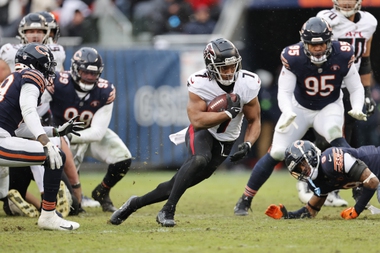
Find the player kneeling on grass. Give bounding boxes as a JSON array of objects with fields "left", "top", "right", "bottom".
[{"left": 265, "top": 140, "right": 380, "bottom": 220}]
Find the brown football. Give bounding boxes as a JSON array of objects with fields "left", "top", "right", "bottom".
[{"left": 206, "top": 93, "right": 237, "bottom": 112}]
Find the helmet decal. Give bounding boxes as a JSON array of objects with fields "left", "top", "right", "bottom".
[{"left": 204, "top": 43, "right": 216, "bottom": 62}]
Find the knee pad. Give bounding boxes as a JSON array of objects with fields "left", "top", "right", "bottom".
[
  {"left": 269, "top": 146, "right": 286, "bottom": 161},
  {"left": 324, "top": 126, "right": 343, "bottom": 143},
  {"left": 192, "top": 155, "right": 209, "bottom": 168},
  {"left": 0, "top": 166, "right": 9, "bottom": 179}
]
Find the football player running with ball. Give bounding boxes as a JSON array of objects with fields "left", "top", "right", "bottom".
[
  {"left": 265, "top": 140, "right": 380, "bottom": 220},
  {"left": 233, "top": 17, "right": 367, "bottom": 216},
  {"left": 297, "top": 0, "right": 378, "bottom": 207},
  {"left": 109, "top": 38, "right": 262, "bottom": 227}
]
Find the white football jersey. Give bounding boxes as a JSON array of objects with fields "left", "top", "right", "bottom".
[
  {"left": 187, "top": 69, "right": 261, "bottom": 142},
  {"left": 0, "top": 43, "right": 66, "bottom": 72},
  {"left": 317, "top": 9, "right": 377, "bottom": 70}
]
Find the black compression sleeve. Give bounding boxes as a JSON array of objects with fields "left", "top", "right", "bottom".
[
  {"left": 286, "top": 206, "right": 312, "bottom": 219},
  {"left": 359, "top": 56, "right": 372, "bottom": 75}
]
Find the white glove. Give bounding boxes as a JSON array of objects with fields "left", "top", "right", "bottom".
[
  {"left": 348, "top": 109, "right": 367, "bottom": 121},
  {"left": 276, "top": 111, "right": 297, "bottom": 132},
  {"left": 43, "top": 142, "right": 63, "bottom": 170}
]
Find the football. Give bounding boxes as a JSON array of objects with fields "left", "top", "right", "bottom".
[{"left": 207, "top": 93, "right": 237, "bottom": 112}]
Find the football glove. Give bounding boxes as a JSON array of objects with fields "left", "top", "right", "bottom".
[
  {"left": 43, "top": 142, "right": 62, "bottom": 170},
  {"left": 225, "top": 94, "right": 241, "bottom": 119},
  {"left": 276, "top": 111, "right": 297, "bottom": 132},
  {"left": 348, "top": 109, "right": 367, "bottom": 121},
  {"left": 230, "top": 142, "right": 251, "bottom": 162},
  {"left": 340, "top": 207, "right": 358, "bottom": 220},
  {"left": 265, "top": 204, "right": 288, "bottom": 219},
  {"left": 56, "top": 115, "right": 84, "bottom": 136},
  {"left": 364, "top": 87, "right": 376, "bottom": 117}
]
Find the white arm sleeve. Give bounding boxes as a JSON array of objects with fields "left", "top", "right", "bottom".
[
  {"left": 344, "top": 64, "right": 364, "bottom": 111},
  {"left": 14, "top": 123, "right": 55, "bottom": 139},
  {"left": 343, "top": 153, "right": 356, "bottom": 174},
  {"left": 40, "top": 89, "right": 53, "bottom": 104},
  {"left": 19, "top": 84, "right": 46, "bottom": 139},
  {"left": 277, "top": 66, "right": 296, "bottom": 113},
  {"left": 70, "top": 103, "right": 113, "bottom": 144}
]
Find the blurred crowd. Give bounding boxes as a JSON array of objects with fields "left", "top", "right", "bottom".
[
  {"left": 114, "top": 0, "right": 222, "bottom": 36},
  {"left": 0, "top": 0, "right": 223, "bottom": 44},
  {"left": 0, "top": 0, "right": 98, "bottom": 43}
]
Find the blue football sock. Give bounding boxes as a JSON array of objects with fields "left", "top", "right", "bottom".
[{"left": 246, "top": 153, "right": 280, "bottom": 191}]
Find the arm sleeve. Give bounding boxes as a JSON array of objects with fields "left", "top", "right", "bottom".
[
  {"left": 344, "top": 153, "right": 367, "bottom": 181},
  {"left": 14, "top": 123, "right": 55, "bottom": 139},
  {"left": 40, "top": 89, "right": 53, "bottom": 104},
  {"left": 277, "top": 66, "right": 296, "bottom": 113},
  {"left": 344, "top": 64, "right": 365, "bottom": 111},
  {"left": 70, "top": 103, "right": 113, "bottom": 144},
  {"left": 19, "top": 83, "right": 46, "bottom": 139}
]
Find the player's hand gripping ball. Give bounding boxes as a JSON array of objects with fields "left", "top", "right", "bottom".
[{"left": 207, "top": 93, "right": 238, "bottom": 112}]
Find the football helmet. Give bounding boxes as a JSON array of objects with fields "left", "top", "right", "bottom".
[
  {"left": 38, "top": 11, "right": 60, "bottom": 43},
  {"left": 18, "top": 13, "right": 50, "bottom": 44},
  {"left": 15, "top": 42, "right": 56, "bottom": 79},
  {"left": 70, "top": 47, "right": 104, "bottom": 92},
  {"left": 300, "top": 17, "right": 333, "bottom": 64},
  {"left": 333, "top": 0, "right": 362, "bottom": 18},
  {"left": 284, "top": 140, "right": 321, "bottom": 181},
  {"left": 203, "top": 38, "right": 242, "bottom": 86}
]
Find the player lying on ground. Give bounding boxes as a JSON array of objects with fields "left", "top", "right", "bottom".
[{"left": 265, "top": 140, "right": 380, "bottom": 220}]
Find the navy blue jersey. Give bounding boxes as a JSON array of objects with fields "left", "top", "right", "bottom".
[
  {"left": 280, "top": 41, "right": 355, "bottom": 110},
  {"left": 312, "top": 146, "right": 380, "bottom": 194},
  {"left": 47, "top": 71, "right": 115, "bottom": 128},
  {"left": 0, "top": 69, "right": 45, "bottom": 135}
]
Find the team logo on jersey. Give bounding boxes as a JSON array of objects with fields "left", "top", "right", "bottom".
[
  {"left": 90, "top": 101, "right": 100, "bottom": 107},
  {"left": 330, "top": 64, "right": 340, "bottom": 71}
]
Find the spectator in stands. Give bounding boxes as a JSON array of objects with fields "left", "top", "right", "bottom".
[
  {"left": 185, "top": 0, "right": 221, "bottom": 22},
  {"left": 183, "top": 5, "right": 216, "bottom": 34},
  {"left": 149, "top": 0, "right": 194, "bottom": 35},
  {"left": 0, "top": 0, "right": 26, "bottom": 37},
  {"left": 58, "top": 0, "right": 99, "bottom": 43}
]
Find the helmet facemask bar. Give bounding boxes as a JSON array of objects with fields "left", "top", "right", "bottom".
[
  {"left": 303, "top": 41, "right": 332, "bottom": 65},
  {"left": 208, "top": 56, "right": 242, "bottom": 86},
  {"left": 333, "top": 0, "right": 362, "bottom": 18}
]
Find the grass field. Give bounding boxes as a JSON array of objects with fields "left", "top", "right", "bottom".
[{"left": 1, "top": 169, "right": 380, "bottom": 253}]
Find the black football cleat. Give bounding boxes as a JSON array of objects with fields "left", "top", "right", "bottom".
[
  {"left": 92, "top": 184, "right": 117, "bottom": 212},
  {"left": 156, "top": 205, "right": 176, "bottom": 227},
  {"left": 108, "top": 196, "right": 137, "bottom": 225},
  {"left": 234, "top": 194, "right": 252, "bottom": 216}
]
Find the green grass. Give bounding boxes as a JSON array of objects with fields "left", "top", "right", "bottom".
[{"left": 1, "top": 169, "right": 380, "bottom": 253}]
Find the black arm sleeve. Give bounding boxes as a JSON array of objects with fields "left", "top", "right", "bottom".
[
  {"left": 358, "top": 56, "right": 372, "bottom": 75},
  {"left": 285, "top": 206, "right": 312, "bottom": 219},
  {"left": 347, "top": 159, "right": 367, "bottom": 181}
]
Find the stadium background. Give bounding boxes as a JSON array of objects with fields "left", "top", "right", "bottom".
[{"left": 5, "top": 1, "right": 380, "bottom": 170}]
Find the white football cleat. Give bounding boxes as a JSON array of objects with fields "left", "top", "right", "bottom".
[
  {"left": 81, "top": 195, "right": 100, "bottom": 208},
  {"left": 296, "top": 181, "right": 313, "bottom": 204},
  {"left": 324, "top": 190, "right": 348, "bottom": 207},
  {"left": 38, "top": 209, "right": 80, "bottom": 231},
  {"left": 297, "top": 182, "right": 348, "bottom": 207}
]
